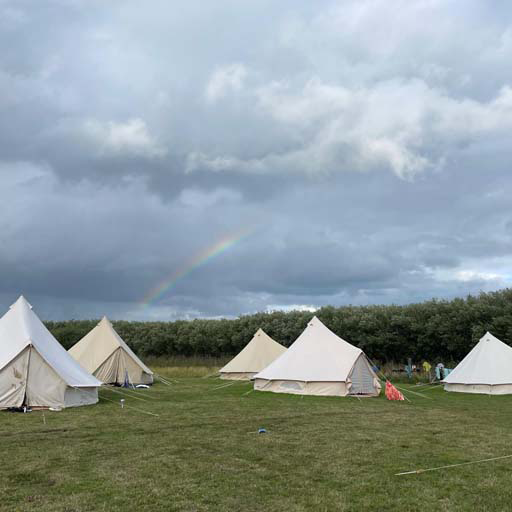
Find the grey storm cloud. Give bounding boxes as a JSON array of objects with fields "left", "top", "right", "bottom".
[{"left": 1, "top": 0, "right": 512, "bottom": 319}]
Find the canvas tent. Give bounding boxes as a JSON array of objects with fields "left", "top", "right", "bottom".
[
  {"left": 443, "top": 332, "right": 512, "bottom": 395},
  {"left": 254, "top": 316, "right": 381, "bottom": 397},
  {"left": 219, "top": 328, "right": 287, "bottom": 380},
  {"left": 69, "top": 316, "right": 153, "bottom": 385},
  {"left": 0, "top": 296, "right": 101, "bottom": 409}
]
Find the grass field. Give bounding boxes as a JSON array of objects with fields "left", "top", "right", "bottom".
[{"left": 2, "top": 369, "right": 512, "bottom": 512}]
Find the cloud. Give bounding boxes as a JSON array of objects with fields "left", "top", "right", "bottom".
[
  {"left": 0, "top": 5, "right": 27, "bottom": 30},
  {"left": 205, "top": 63, "right": 248, "bottom": 103},
  {"left": 266, "top": 304, "right": 317, "bottom": 313},
  {"left": 59, "top": 118, "right": 167, "bottom": 158},
  {"left": 178, "top": 188, "right": 242, "bottom": 208},
  {"left": 2, "top": 158, "right": 512, "bottom": 319},
  {"left": 455, "top": 271, "right": 503, "bottom": 283},
  {"left": 83, "top": 118, "right": 166, "bottom": 157},
  {"left": 190, "top": 78, "right": 512, "bottom": 179},
  {"left": 0, "top": 0, "right": 512, "bottom": 319}
]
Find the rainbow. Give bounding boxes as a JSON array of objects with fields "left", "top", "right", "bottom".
[{"left": 140, "top": 226, "right": 255, "bottom": 308}]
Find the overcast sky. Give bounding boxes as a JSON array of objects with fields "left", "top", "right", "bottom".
[{"left": 1, "top": 0, "right": 512, "bottom": 320}]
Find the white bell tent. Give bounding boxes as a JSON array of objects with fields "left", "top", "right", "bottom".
[
  {"left": 0, "top": 296, "right": 101, "bottom": 409},
  {"left": 443, "top": 332, "right": 512, "bottom": 394},
  {"left": 219, "top": 328, "right": 286, "bottom": 380},
  {"left": 69, "top": 316, "right": 153, "bottom": 386},
  {"left": 254, "top": 316, "right": 381, "bottom": 397}
]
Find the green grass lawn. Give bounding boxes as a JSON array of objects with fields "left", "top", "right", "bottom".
[{"left": 2, "top": 372, "right": 512, "bottom": 512}]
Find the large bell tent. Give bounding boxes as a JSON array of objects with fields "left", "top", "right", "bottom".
[
  {"left": 68, "top": 316, "right": 153, "bottom": 386},
  {"left": 443, "top": 332, "right": 512, "bottom": 395},
  {"left": 254, "top": 316, "right": 381, "bottom": 397},
  {"left": 219, "top": 328, "right": 286, "bottom": 380},
  {"left": 0, "top": 296, "right": 101, "bottom": 409}
]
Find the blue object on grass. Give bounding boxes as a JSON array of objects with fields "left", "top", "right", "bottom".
[{"left": 258, "top": 427, "right": 267, "bottom": 434}]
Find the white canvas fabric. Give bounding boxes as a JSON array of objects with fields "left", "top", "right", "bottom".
[
  {"left": 0, "top": 296, "right": 101, "bottom": 409},
  {"left": 219, "top": 329, "right": 286, "bottom": 380},
  {"left": 69, "top": 317, "right": 153, "bottom": 385},
  {"left": 443, "top": 332, "right": 512, "bottom": 394},
  {"left": 254, "top": 316, "right": 381, "bottom": 397}
]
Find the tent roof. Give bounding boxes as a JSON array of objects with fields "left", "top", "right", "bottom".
[
  {"left": 444, "top": 332, "right": 512, "bottom": 385},
  {"left": 254, "top": 316, "right": 363, "bottom": 382},
  {"left": 69, "top": 316, "right": 153, "bottom": 375},
  {"left": 219, "top": 328, "right": 286, "bottom": 374},
  {"left": 0, "top": 296, "right": 101, "bottom": 388}
]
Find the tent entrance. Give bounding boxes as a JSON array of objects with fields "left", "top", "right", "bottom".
[
  {"left": 0, "top": 347, "right": 30, "bottom": 409},
  {"left": 5, "top": 346, "right": 66, "bottom": 410},
  {"left": 24, "top": 346, "right": 67, "bottom": 409},
  {"left": 348, "top": 355, "right": 377, "bottom": 395}
]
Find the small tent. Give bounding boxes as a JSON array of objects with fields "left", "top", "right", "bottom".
[
  {"left": 0, "top": 296, "right": 101, "bottom": 409},
  {"left": 219, "top": 328, "right": 286, "bottom": 380},
  {"left": 69, "top": 316, "right": 153, "bottom": 385},
  {"left": 254, "top": 316, "right": 381, "bottom": 397},
  {"left": 443, "top": 332, "right": 512, "bottom": 394}
]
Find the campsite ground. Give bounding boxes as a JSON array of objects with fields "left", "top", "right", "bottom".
[{"left": 2, "top": 368, "right": 512, "bottom": 512}]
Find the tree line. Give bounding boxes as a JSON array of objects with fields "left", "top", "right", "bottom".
[{"left": 46, "top": 288, "right": 512, "bottom": 364}]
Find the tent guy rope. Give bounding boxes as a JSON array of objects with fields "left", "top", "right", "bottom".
[
  {"left": 394, "top": 385, "right": 432, "bottom": 399},
  {"left": 396, "top": 454, "right": 512, "bottom": 476},
  {"left": 103, "top": 387, "right": 150, "bottom": 402},
  {"left": 209, "top": 381, "right": 238, "bottom": 391},
  {"left": 99, "top": 393, "right": 160, "bottom": 417}
]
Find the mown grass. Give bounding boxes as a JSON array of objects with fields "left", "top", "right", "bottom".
[
  {"left": 2, "top": 372, "right": 512, "bottom": 511},
  {"left": 144, "top": 355, "right": 230, "bottom": 368},
  {"left": 145, "top": 356, "right": 228, "bottom": 378}
]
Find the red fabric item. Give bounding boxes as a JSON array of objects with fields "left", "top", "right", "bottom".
[{"left": 385, "top": 380, "right": 405, "bottom": 401}]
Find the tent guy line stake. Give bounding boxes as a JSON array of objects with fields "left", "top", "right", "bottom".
[
  {"left": 241, "top": 389, "right": 254, "bottom": 396},
  {"left": 396, "top": 454, "right": 512, "bottom": 476},
  {"left": 99, "top": 393, "right": 160, "bottom": 417}
]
